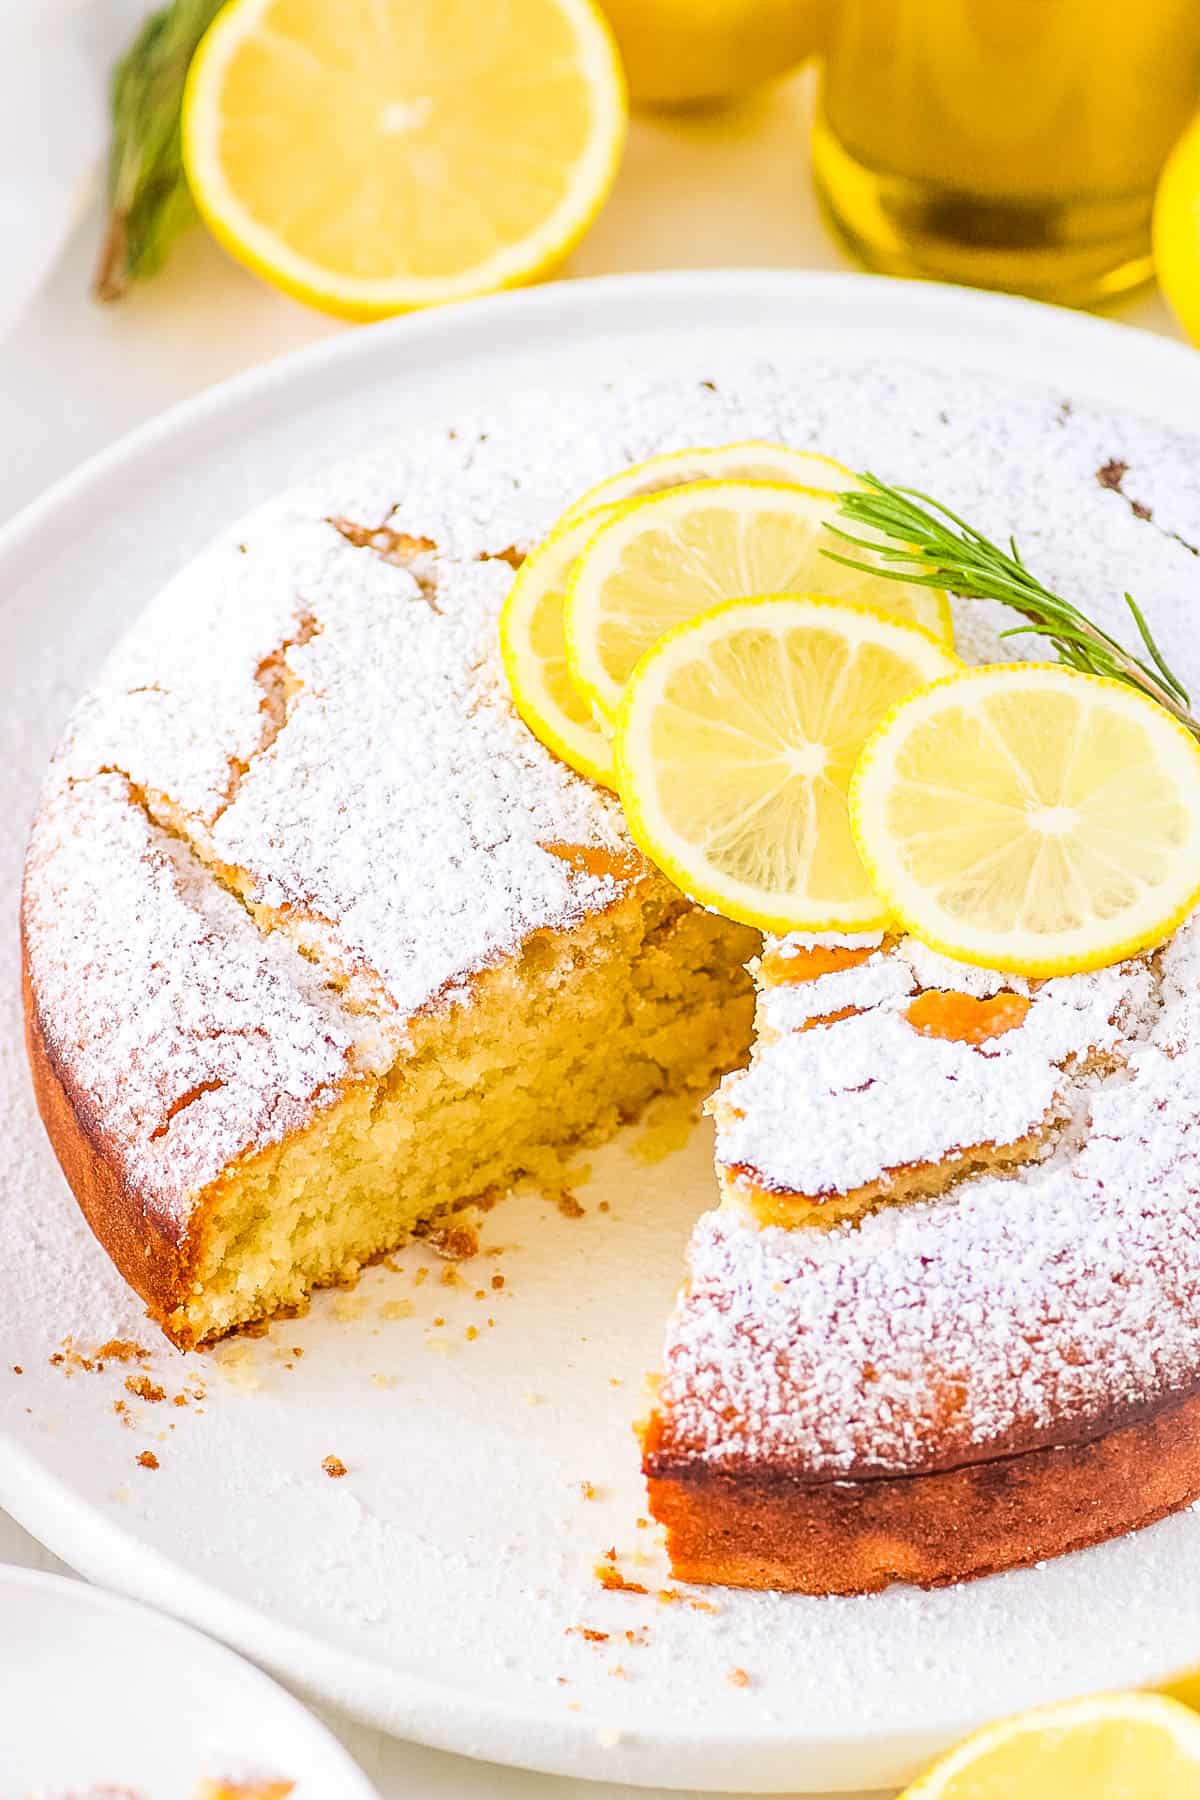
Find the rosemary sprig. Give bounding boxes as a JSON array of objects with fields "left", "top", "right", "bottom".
[
  {"left": 93, "top": 0, "right": 226, "bottom": 301},
  {"left": 823, "top": 476, "right": 1199, "bottom": 738}
]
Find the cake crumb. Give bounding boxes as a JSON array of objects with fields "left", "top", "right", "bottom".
[
  {"left": 424, "top": 1221, "right": 480, "bottom": 1261},
  {"left": 125, "top": 1374, "right": 165, "bottom": 1403},
  {"left": 378, "top": 1298, "right": 414, "bottom": 1321},
  {"left": 636, "top": 1516, "right": 649, "bottom": 1529},
  {"left": 609, "top": 1376, "right": 622, "bottom": 1387},
  {"left": 322, "top": 1454, "right": 347, "bottom": 1479},
  {"left": 727, "top": 1667, "right": 751, "bottom": 1688},
  {"left": 136, "top": 1450, "right": 159, "bottom": 1470},
  {"left": 371, "top": 1372, "right": 398, "bottom": 1388},
  {"left": 596, "top": 1564, "right": 648, "bottom": 1596},
  {"left": 413, "top": 1267, "right": 429, "bottom": 1286},
  {"left": 556, "top": 1190, "right": 585, "bottom": 1220},
  {"left": 465, "top": 1325, "right": 479, "bottom": 1342},
  {"left": 173, "top": 1393, "right": 189, "bottom": 1407},
  {"left": 608, "top": 1664, "right": 628, "bottom": 1679},
  {"left": 432, "top": 1315, "right": 445, "bottom": 1328},
  {"left": 332, "top": 1292, "right": 370, "bottom": 1323},
  {"left": 567, "top": 1626, "right": 609, "bottom": 1643},
  {"left": 491, "top": 1273, "right": 505, "bottom": 1290},
  {"left": 523, "top": 1391, "right": 544, "bottom": 1405},
  {"left": 12, "top": 1366, "right": 22, "bottom": 1375},
  {"left": 580, "top": 1481, "right": 601, "bottom": 1500},
  {"left": 439, "top": 1265, "right": 460, "bottom": 1288},
  {"left": 96, "top": 1339, "right": 151, "bottom": 1364}
]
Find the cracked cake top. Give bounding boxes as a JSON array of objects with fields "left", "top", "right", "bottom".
[{"left": 22, "top": 354, "right": 1200, "bottom": 1397}]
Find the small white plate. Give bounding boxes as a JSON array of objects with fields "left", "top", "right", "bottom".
[
  {"left": 4, "top": 273, "right": 1200, "bottom": 1794},
  {"left": 0, "top": 1567, "right": 378, "bottom": 1798}
]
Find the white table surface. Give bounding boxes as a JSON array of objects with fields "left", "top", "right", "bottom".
[{"left": 1, "top": 61, "right": 1188, "bottom": 1800}]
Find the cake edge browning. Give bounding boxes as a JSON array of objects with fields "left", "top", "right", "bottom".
[
  {"left": 22, "top": 943, "right": 202, "bottom": 1343},
  {"left": 642, "top": 1386, "right": 1200, "bottom": 1594}
]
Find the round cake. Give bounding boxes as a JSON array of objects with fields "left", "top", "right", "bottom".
[{"left": 21, "top": 355, "right": 1200, "bottom": 1596}]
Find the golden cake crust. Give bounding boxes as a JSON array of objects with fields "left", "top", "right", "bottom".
[{"left": 644, "top": 1386, "right": 1200, "bottom": 1594}]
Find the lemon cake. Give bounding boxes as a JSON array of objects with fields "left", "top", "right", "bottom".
[
  {"left": 21, "top": 359, "right": 1200, "bottom": 1595},
  {"left": 644, "top": 923, "right": 1200, "bottom": 1591},
  {"left": 21, "top": 483, "right": 756, "bottom": 1350}
]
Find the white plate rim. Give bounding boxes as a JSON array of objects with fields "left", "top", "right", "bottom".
[
  {"left": 3, "top": 270, "right": 1200, "bottom": 1792},
  {"left": 0, "top": 1563, "right": 382, "bottom": 1796}
]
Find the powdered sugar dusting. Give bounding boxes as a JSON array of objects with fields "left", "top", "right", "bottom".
[
  {"left": 20, "top": 345, "right": 1200, "bottom": 1475},
  {"left": 23, "top": 773, "right": 365, "bottom": 1206},
  {"left": 660, "top": 914, "right": 1200, "bottom": 1475},
  {"left": 716, "top": 938, "right": 1155, "bottom": 1198}
]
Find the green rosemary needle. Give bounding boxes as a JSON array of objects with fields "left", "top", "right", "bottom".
[
  {"left": 823, "top": 475, "right": 1200, "bottom": 739},
  {"left": 93, "top": 0, "right": 226, "bottom": 301}
]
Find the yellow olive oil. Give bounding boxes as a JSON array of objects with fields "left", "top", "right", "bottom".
[{"left": 812, "top": 0, "right": 1200, "bottom": 305}]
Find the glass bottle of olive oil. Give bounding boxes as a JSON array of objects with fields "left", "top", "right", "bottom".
[{"left": 812, "top": 0, "right": 1200, "bottom": 306}]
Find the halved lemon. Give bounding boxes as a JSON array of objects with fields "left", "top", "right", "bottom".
[
  {"left": 182, "top": 0, "right": 626, "bottom": 318},
  {"left": 898, "top": 1692, "right": 1200, "bottom": 1799},
  {"left": 565, "top": 481, "right": 954, "bottom": 721},
  {"left": 614, "top": 596, "right": 959, "bottom": 932},
  {"left": 850, "top": 664, "right": 1200, "bottom": 976},
  {"left": 560, "top": 444, "right": 861, "bottom": 524},
  {"left": 499, "top": 506, "right": 622, "bottom": 787}
]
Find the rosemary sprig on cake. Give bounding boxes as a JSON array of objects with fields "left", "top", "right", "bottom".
[{"left": 824, "top": 476, "right": 1200, "bottom": 738}]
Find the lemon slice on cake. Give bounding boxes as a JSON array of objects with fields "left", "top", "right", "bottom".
[
  {"left": 500, "top": 508, "right": 622, "bottom": 787},
  {"left": 614, "top": 596, "right": 959, "bottom": 932},
  {"left": 897, "top": 1692, "right": 1200, "bottom": 1800},
  {"left": 565, "top": 481, "right": 954, "bottom": 721},
  {"left": 560, "top": 445, "right": 861, "bottom": 524},
  {"left": 850, "top": 663, "right": 1200, "bottom": 976},
  {"left": 182, "top": 0, "right": 626, "bottom": 317}
]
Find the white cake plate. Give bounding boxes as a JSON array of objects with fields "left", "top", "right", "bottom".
[
  {"left": 4, "top": 273, "right": 1200, "bottom": 1795},
  {"left": 0, "top": 1566, "right": 379, "bottom": 1796}
]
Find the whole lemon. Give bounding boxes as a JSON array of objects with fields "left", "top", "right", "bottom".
[
  {"left": 599, "top": 0, "right": 828, "bottom": 107},
  {"left": 1154, "top": 110, "right": 1200, "bottom": 345}
]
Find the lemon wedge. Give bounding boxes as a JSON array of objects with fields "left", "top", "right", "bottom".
[
  {"left": 1154, "top": 111, "right": 1200, "bottom": 346},
  {"left": 614, "top": 596, "right": 958, "bottom": 932},
  {"left": 182, "top": 0, "right": 626, "bottom": 318},
  {"left": 850, "top": 664, "right": 1200, "bottom": 976},
  {"left": 499, "top": 508, "right": 622, "bottom": 787},
  {"left": 898, "top": 1692, "right": 1200, "bottom": 1800},
  {"left": 560, "top": 444, "right": 860, "bottom": 524},
  {"left": 565, "top": 480, "right": 953, "bottom": 721}
]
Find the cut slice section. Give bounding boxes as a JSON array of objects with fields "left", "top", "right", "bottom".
[
  {"left": 560, "top": 444, "right": 861, "bottom": 523},
  {"left": 898, "top": 1692, "right": 1200, "bottom": 1800},
  {"left": 565, "top": 481, "right": 954, "bottom": 720},
  {"left": 614, "top": 596, "right": 959, "bottom": 932},
  {"left": 850, "top": 663, "right": 1200, "bottom": 976},
  {"left": 182, "top": 0, "right": 626, "bottom": 317},
  {"left": 499, "top": 507, "right": 622, "bottom": 786}
]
